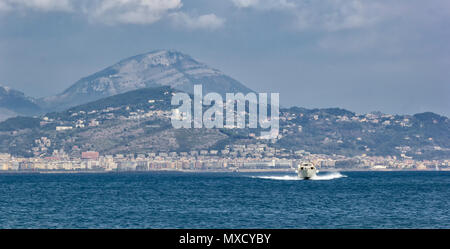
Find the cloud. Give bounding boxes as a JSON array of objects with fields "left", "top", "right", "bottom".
[
  {"left": 295, "top": 0, "right": 389, "bottom": 31},
  {"left": 88, "top": 0, "right": 226, "bottom": 29},
  {"left": 232, "top": 0, "right": 295, "bottom": 10},
  {"left": 231, "top": 0, "right": 259, "bottom": 8},
  {"left": 0, "top": 1, "right": 11, "bottom": 12},
  {"left": 170, "top": 12, "right": 225, "bottom": 30},
  {"left": 311, "top": 0, "right": 450, "bottom": 57},
  {"left": 230, "top": 0, "right": 392, "bottom": 31},
  {"left": 88, "top": 0, "right": 182, "bottom": 25},
  {"left": 0, "top": 0, "right": 225, "bottom": 30},
  {"left": 0, "top": 0, "right": 73, "bottom": 12}
]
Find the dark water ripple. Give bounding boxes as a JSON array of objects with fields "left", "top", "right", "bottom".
[{"left": 0, "top": 171, "right": 449, "bottom": 228}]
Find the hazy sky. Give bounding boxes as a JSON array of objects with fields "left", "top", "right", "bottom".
[{"left": 0, "top": 0, "right": 449, "bottom": 116}]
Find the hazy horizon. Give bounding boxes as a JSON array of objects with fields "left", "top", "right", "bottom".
[{"left": 0, "top": 0, "right": 449, "bottom": 116}]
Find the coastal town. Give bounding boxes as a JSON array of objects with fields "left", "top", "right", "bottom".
[
  {"left": 1, "top": 84, "right": 448, "bottom": 173},
  {"left": 0, "top": 142, "right": 448, "bottom": 172},
  {"left": 1, "top": 102, "right": 448, "bottom": 173}
]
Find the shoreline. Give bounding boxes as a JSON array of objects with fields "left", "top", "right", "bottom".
[{"left": 0, "top": 168, "right": 448, "bottom": 174}]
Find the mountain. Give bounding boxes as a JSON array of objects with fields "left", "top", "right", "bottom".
[
  {"left": 0, "top": 86, "right": 448, "bottom": 160},
  {"left": 40, "top": 50, "right": 253, "bottom": 111},
  {"left": 0, "top": 85, "right": 41, "bottom": 121}
]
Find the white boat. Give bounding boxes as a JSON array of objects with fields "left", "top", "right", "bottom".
[{"left": 297, "top": 162, "right": 318, "bottom": 179}]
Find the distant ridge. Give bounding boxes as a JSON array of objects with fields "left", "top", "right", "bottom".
[
  {"left": 0, "top": 86, "right": 448, "bottom": 159},
  {"left": 0, "top": 84, "right": 41, "bottom": 121}
]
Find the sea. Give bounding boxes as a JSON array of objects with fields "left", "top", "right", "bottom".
[{"left": 0, "top": 171, "right": 449, "bottom": 228}]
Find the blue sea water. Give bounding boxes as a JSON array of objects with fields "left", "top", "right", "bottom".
[{"left": 0, "top": 171, "right": 449, "bottom": 228}]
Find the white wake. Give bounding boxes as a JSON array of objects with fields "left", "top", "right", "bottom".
[
  {"left": 252, "top": 172, "right": 346, "bottom": 181},
  {"left": 310, "top": 172, "right": 347, "bottom": 180}
]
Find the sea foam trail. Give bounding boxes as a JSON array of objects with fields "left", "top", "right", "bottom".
[
  {"left": 254, "top": 175, "right": 302, "bottom": 181},
  {"left": 252, "top": 172, "right": 346, "bottom": 181},
  {"left": 310, "top": 172, "right": 347, "bottom": 180}
]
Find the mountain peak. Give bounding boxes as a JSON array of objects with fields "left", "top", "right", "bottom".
[
  {"left": 0, "top": 84, "right": 12, "bottom": 93},
  {"left": 119, "top": 49, "right": 190, "bottom": 67},
  {"left": 0, "top": 84, "right": 24, "bottom": 97},
  {"left": 41, "top": 49, "right": 253, "bottom": 111}
]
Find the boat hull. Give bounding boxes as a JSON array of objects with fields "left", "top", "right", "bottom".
[{"left": 298, "top": 168, "right": 317, "bottom": 179}]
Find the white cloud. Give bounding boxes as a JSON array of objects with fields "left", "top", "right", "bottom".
[
  {"left": 232, "top": 0, "right": 259, "bottom": 8},
  {"left": 0, "top": 0, "right": 73, "bottom": 12},
  {"left": 0, "top": 0, "right": 225, "bottom": 30},
  {"left": 170, "top": 12, "right": 225, "bottom": 30},
  {"left": 232, "top": 0, "right": 295, "bottom": 10},
  {"left": 88, "top": 0, "right": 182, "bottom": 25}
]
